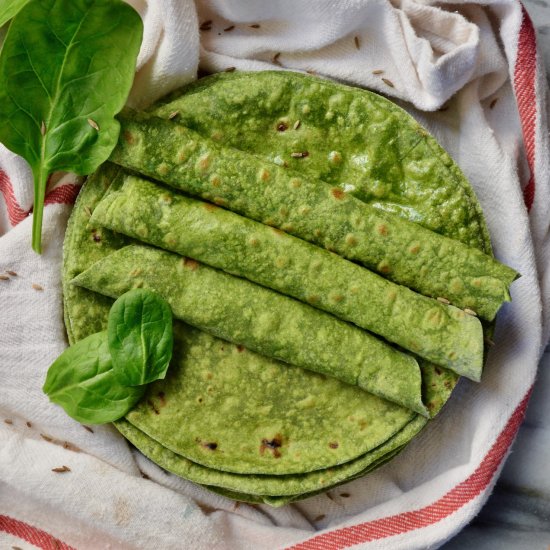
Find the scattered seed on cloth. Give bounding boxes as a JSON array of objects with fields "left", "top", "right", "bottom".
[{"left": 51, "top": 465, "right": 71, "bottom": 473}]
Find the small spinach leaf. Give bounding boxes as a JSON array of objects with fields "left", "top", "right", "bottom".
[
  {"left": 108, "top": 289, "right": 174, "bottom": 386},
  {"left": 0, "top": 0, "right": 30, "bottom": 29},
  {"left": 0, "top": 0, "right": 143, "bottom": 252},
  {"left": 43, "top": 331, "right": 145, "bottom": 424}
]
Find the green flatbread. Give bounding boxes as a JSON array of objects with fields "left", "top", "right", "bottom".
[
  {"left": 115, "top": 413, "right": 425, "bottom": 499},
  {"left": 63, "top": 166, "right": 423, "bottom": 498},
  {"left": 62, "top": 71, "right": 498, "bottom": 505},
  {"left": 72, "top": 244, "right": 428, "bottom": 416},
  {"left": 91, "top": 173, "right": 484, "bottom": 379},
  {"left": 115, "top": 322, "right": 416, "bottom": 475},
  {"left": 153, "top": 72, "right": 487, "bottom": 245},
  {"left": 110, "top": 110, "right": 516, "bottom": 321},
  {"left": 62, "top": 163, "right": 128, "bottom": 345}
]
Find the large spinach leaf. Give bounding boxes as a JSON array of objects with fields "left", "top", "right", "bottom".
[
  {"left": 43, "top": 332, "right": 146, "bottom": 424},
  {"left": 108, "top": 289, "right": 174, "bottom": 386},
  {"left": 0, "top": 0, "right": 142, "bottom": 252}
]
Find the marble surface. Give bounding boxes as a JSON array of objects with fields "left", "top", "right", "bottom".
[{"left": 442, "top": 3, "right": 550, "bottom": 547}]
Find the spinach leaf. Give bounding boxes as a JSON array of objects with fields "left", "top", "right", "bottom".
[
  {"left": 0, "top": 0, "right": 142, "bottom": 252},
  {"left": 108, "top": 289, "right": 174, "bottom": 386},
  {"left": 0, "top": 0, "right": 30, "bottom": 28},
  {"left": 43, "top": 332, "right": 146, "bottom": 424}
]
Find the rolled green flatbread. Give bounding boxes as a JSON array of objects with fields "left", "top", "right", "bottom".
[
  {"left": 72, "top": 244, "right": 428, "bottom": 415},
  {"left": 91, "top": 173, "right": 484, "bottom": 380},
  {"left": 152, "top": 71, "right": 489, "bottom": 251},
  {"left": 110, "top": 111, "right": 517, "bottom": 321}
]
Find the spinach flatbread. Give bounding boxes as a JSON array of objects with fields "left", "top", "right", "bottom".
[
  {"left": 115, "top": 414, "right": 425, "bottom": 500},
  {"left": 116, "top": 322, "right": 416, "bottom": 475},
  {"left": 63, "top": 165, "right": 421, "bottom": 489},
  {"left": 91, "top": 174, "right": 484, "bottom": 379},
  {"left": 62, "top": 71, "right": 499, "bottom": 505},
  {"left": 153, "top": 72, "right": 487, "bottom": 246},
  {"left": 73, "top": 244, "right": 428, "bottom": 415},
  {"left": 111, "top": 110, "right": 516, "bottom": 321}
]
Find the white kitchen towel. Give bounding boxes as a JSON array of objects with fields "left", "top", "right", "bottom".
[{"left": 0, "top": 1, "right": 548, "bottom": 549}]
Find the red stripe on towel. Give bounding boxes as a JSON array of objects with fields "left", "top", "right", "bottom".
[
  {"left": 289, "top": 388, "right": 531, "bottom": 549},
  {"left": 513, "top": 5, "right": 537, "bottom": 210},
  {"left": 0, "top": 170, "right": 29, "bottom": 226},
  {"left": 0, "top": 515, "right": 76, "bottom": 550}
]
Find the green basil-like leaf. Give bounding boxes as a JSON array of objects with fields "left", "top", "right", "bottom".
[
  {"left": 0, "top": 0, "right": 30, "bottom": 28},
  {"left": 43, "top": 331, "right": 146, "bottom": 424},
  {"left": 0, "top": 0, "right": 143, "bottom": 252},
  {"left": 108, "top": 289, "right": 174, "bottom": 386}
]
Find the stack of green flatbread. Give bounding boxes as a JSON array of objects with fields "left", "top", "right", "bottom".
[{"left": 62, "top": 71, "right": 517, "bottom": 506}]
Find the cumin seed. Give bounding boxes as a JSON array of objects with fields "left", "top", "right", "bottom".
[
  {"left": 224, "top": 66, "right": 236, "bottom": 72},
  {"left": 4, "top": 419, "right": 13, "bottom": 425},
  {"left": 372, "top": 69, "right": 384, "bottom": 75},
  {"left": 41, "top": 433, "right": 53, "bottom": 442},
  {"left": 291, "top": 151, "right": 309, "bottom": 158},
  {"left": 51, "top": 465, "right": 71, "bottom": 473},
  {"left": 437, "top": 297, "right": 450, "bottom": 305},
  {"left": 32, "top": 283, "right": 44, "bottom": 291},
  {"left": 272, "top": 52, "right": 281, "bottom": 66},
  {"left": 249, "top": 24, "right": 260, "bottom": 29},
  {"left": 12, "top": 546, "right": 23, "bottom": 550},
  {"left": 87, "top": 118, "right": 99, "bottom": 131},
  {"left": 63, "top": 441, "right": 81, "bottom": 452},
  {"left": 0, "top": 274, "right": 9, "bottom": 281},
  {"left": 293, "top": 120, "right": 301, "bottom": 130},
  {"left": 6, "top": 270, "right": 17, "bottom": 276},
  {"left": 306, "top": 69, "right": 317, "bottom": 75},
  {"left": 224, "top": 25, "right": 235, "bottom": 32},
  {"left": 485, "top": 337, "right": 495, "bottom": 347},
  {"left": 490, "top": 98, "right": 498, "bottom": 109},
  {"left": 168, "top": 111, "right": 179, "bottom": 120},
  {"left": 40, "top": 121, "right": 46, "bottom": 136},
  {"left": 464, "top": 308, "right": 477, "bottom": 316},
  {"left": 26, "top": 421, "right": 32, "bottom": 428},
  {"left": 83, "top": 205, "right": 92, "bottom": 218},
  {"left": 354, "top": 36, "right": 360, "bottom": 50},
  {"left": 83, "top": 425, "right": 94, "bottom": 433},
  {"left": 199, "top": 20, "right": 212, "bottom": 31},
  {"left": 382, "top": 78, "right": 394, "bottom": 88}
]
